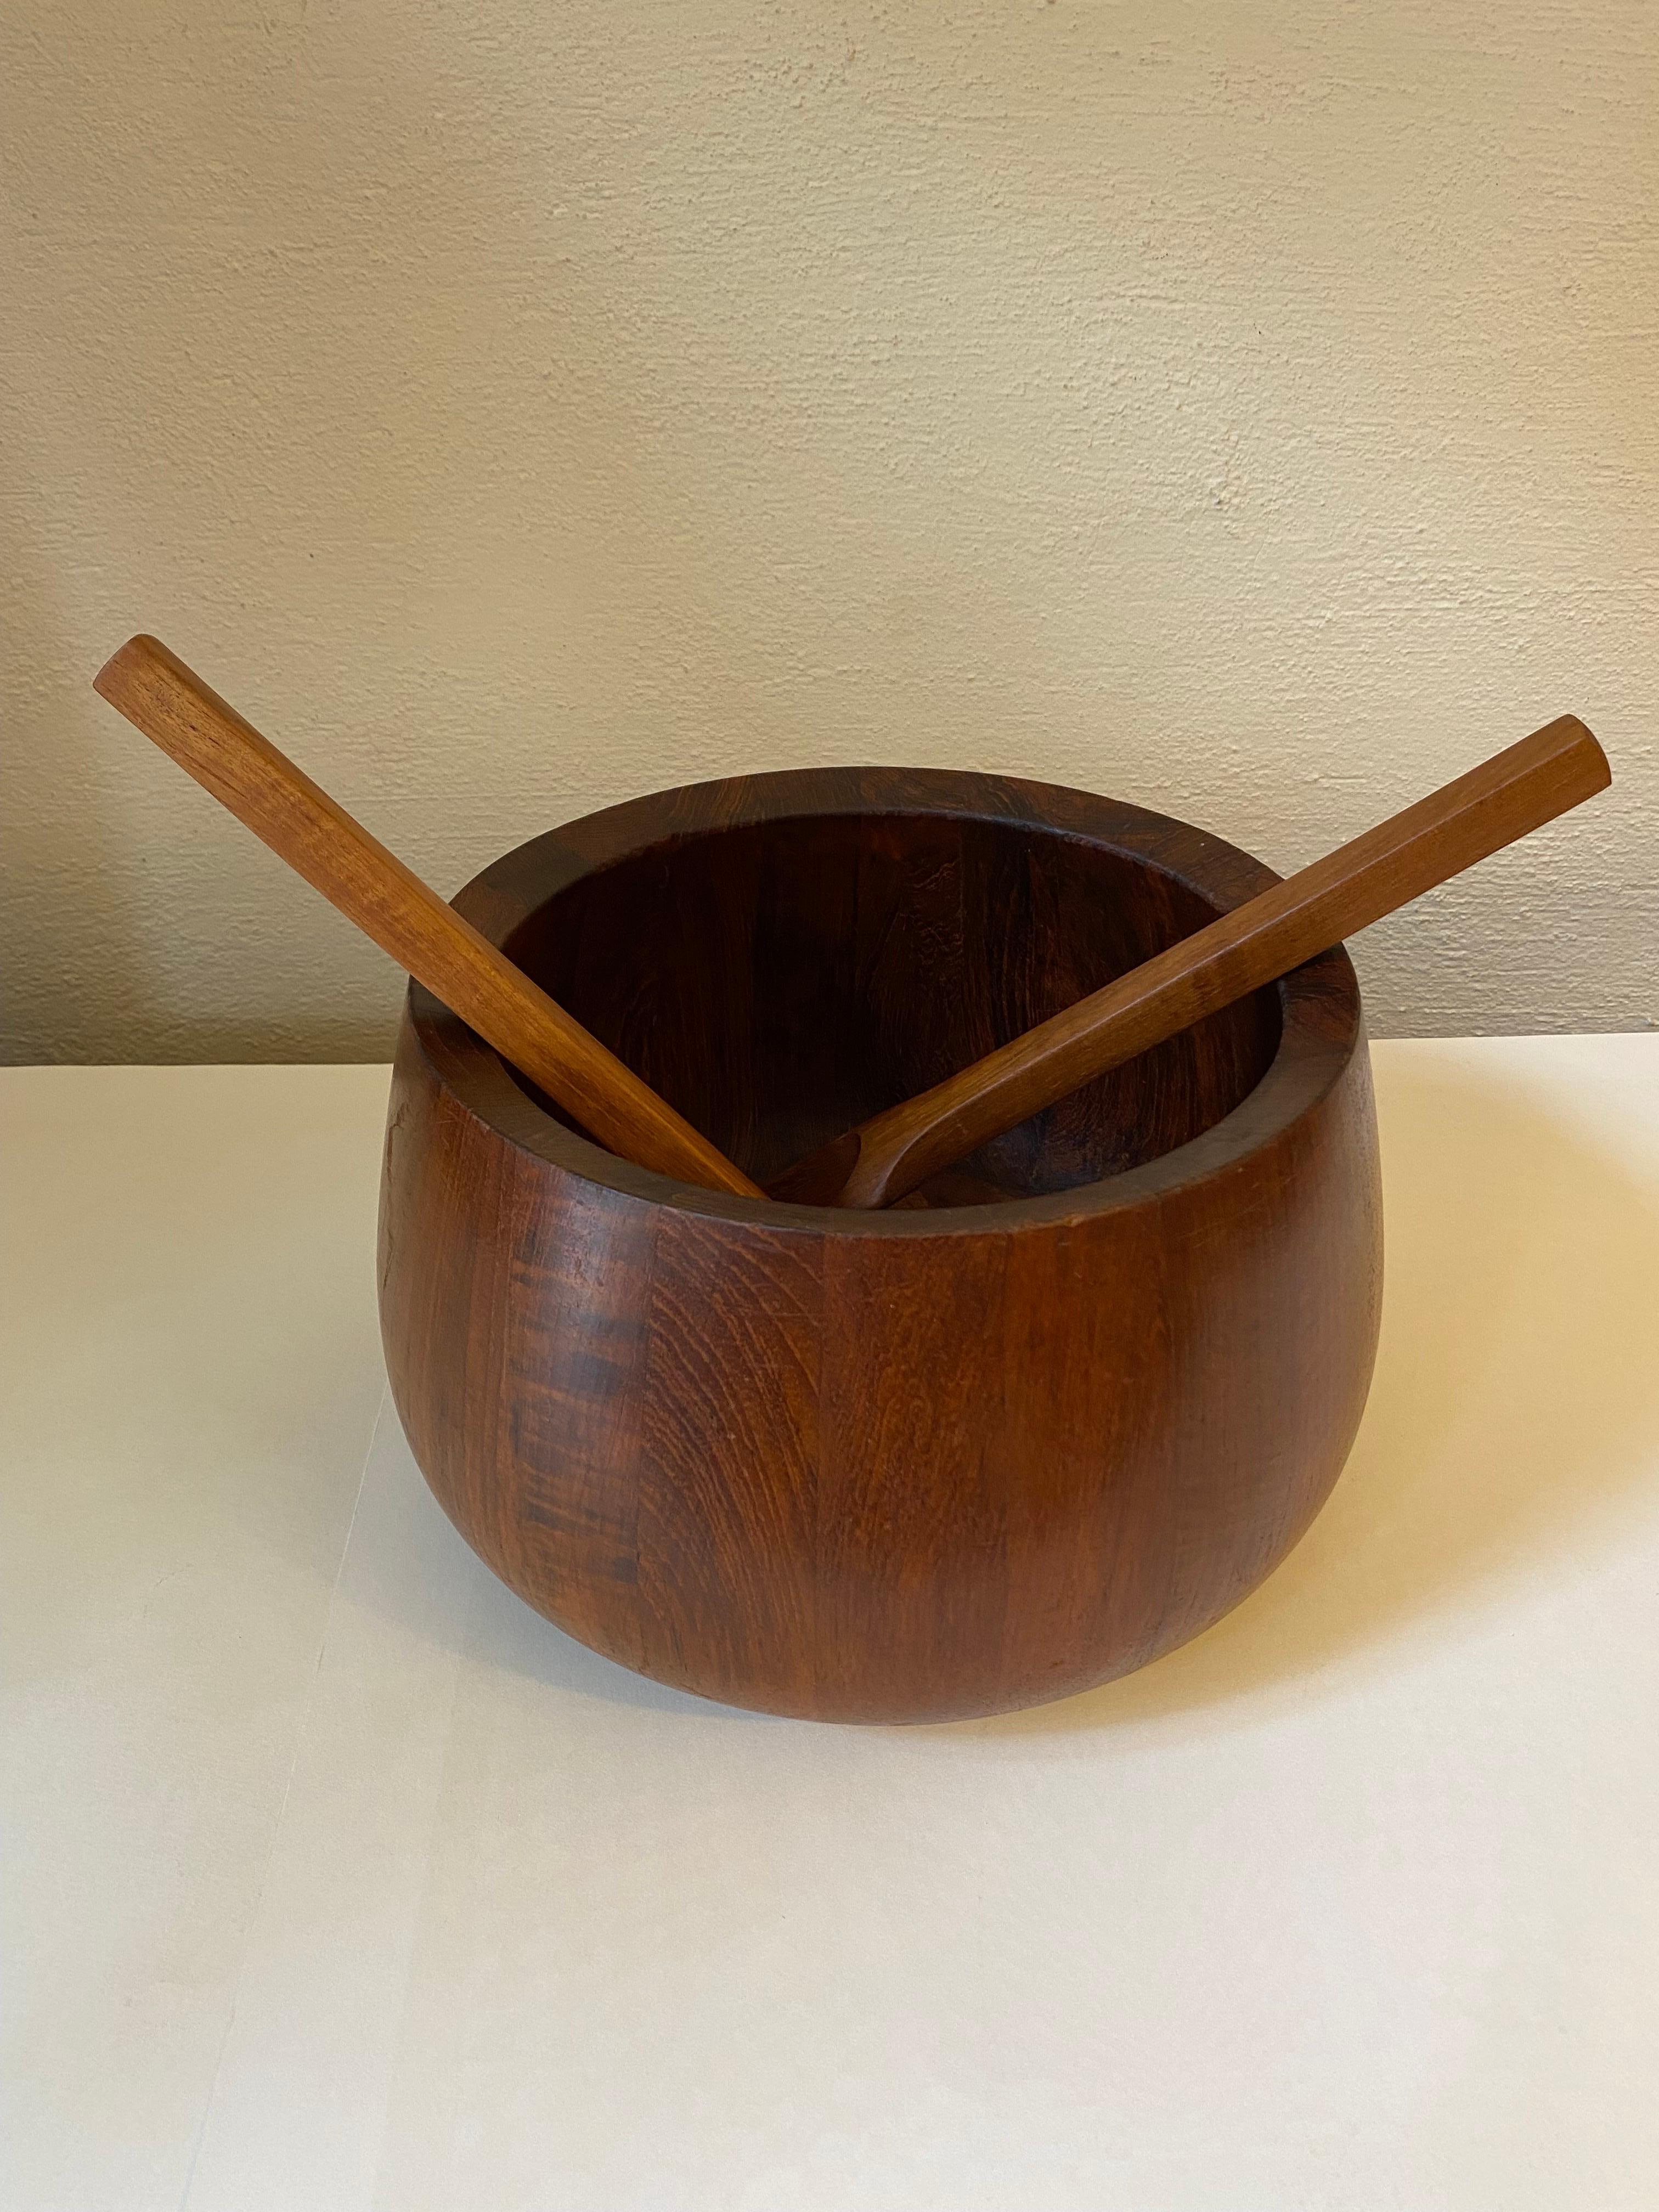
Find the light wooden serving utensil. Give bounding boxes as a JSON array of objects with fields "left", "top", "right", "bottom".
[
  {"left": 770, "top": 714, "right": 1611, "bottom": 1209},
  {"left": 93, "top": 636, "right": 764, "bottom": 1199}
]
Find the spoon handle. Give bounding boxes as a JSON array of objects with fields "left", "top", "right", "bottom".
[
  {"left": 775, "top": 714, "right": 1610, "bottom": 1210},
  {"left": 94, "top": 636, "right": 763, "bottom": 1199}
]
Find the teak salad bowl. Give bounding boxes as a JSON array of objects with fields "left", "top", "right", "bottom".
[{"left": 379, "top": 766, "right": 1383, "bottom": 1723}]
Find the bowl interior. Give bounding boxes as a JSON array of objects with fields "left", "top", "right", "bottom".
[{"left": 500, "top": 809, "right": 1282, "bottom": 1203}]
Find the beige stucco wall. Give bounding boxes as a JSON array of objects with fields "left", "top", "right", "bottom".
[{"left": 3, "top": 1, "right": 1654, "bottom": 1064}]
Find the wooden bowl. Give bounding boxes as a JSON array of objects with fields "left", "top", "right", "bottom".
[{"left": 379, "top": 768, "right": 1383, "bottom": 1723}]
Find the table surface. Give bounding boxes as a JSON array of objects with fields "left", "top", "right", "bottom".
[{"left": 5, "top": 1039, "right": 1659, "bottom": 2212}]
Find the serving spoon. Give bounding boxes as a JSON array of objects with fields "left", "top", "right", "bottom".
[
  {"left": 93, "top": 636, "right": 765, "bottom": 1199},
  {"left": 769, "top": 714, "right": 1611, "bottom": 1210}
]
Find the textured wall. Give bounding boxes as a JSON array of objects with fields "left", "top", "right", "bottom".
[{"left": 3, "top": 1, "right": 1655, "bottom": 1064}]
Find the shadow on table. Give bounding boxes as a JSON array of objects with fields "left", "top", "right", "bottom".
[{"left": 977, "top": 1049, "right": 1659, "bottom": 1739}]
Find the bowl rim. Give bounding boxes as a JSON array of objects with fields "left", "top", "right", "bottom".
[{"left": 405, "top": 765, "right": 1365, "bottom": 1238}]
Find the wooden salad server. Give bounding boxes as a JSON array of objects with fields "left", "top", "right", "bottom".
[
  {"left": 771, "top": 714, "right": 1611, "bottom": 1210},
  {"left": 93, "top": 636, "right": 764, "bottom": 1199}
]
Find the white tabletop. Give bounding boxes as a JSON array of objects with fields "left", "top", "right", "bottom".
[{"left": 6, "top": 1039, "right": 1658, "bottom": 2212}]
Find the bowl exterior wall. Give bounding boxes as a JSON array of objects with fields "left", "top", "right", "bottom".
[{"left": 380, "top": 1003, "right": 1381, "bottom": 1723}]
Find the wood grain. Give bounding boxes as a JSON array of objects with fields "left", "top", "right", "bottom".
[
  {"left": 772, "top": 715, "right": 1609, "bottom": 1208},
  {"left": 92, "top": 634, "right": 761, "bottom": 1199},
  {"left": 380, "top": 767, "right": 1384, "bottom": 1722}
]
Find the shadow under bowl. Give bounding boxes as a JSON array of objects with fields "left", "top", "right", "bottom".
[{"left": 378, "top": 767, "right": 1383, "bottom": 1722}]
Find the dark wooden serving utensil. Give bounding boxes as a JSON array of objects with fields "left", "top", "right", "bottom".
[
  {"left": 770, "top": 715, "right": 1610, "bottom": 1209},
  {"left": 92, "top": 635, "right": 764, "bottom": 1199}
]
